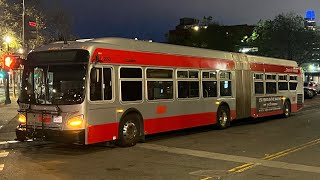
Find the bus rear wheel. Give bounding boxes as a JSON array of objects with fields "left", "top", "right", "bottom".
[
  {"left": 216, "top": 105, "right": 230, "bottom": 129},
  {"left": 117, "top": 113, "right": 141, "bottom": 147},
  {"left": 283, "top": 100, "right": 291, "bottom": 118}
]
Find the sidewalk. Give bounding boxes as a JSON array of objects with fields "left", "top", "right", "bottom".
[{"left": 0, "top": 97, "right": 19, "bottom": 142}]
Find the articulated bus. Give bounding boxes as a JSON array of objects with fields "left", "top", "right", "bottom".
[{"left": 16, "top": 38, "right": 304, "bottom": 146}]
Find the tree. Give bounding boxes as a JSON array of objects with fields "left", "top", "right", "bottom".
[
  {"left": 0, "top": 0, "right": 74, "bottom": 56},
  {"left": 247, "top": 13, "right": 319, "bottom": 64}
]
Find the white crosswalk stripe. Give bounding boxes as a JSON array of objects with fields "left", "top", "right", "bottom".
[
  {"left": 0, "top": 152, "right": 9, "bottom": 158},
  {"left": 0, "top": 151, "right": 9, "bottom": 172}
]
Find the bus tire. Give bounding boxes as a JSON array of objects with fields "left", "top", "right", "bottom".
[
  {"left": 15, "top": 129, "right": 27, "bottom": 142},
  {"left": 283, "top": 100, "right": 291, "bottom": 118},
  {"left": 216, "top": 105, "right": 230, "bottom": 129},
  {"left": 117, "top": 113, "right": 141, "bottom": 147}
]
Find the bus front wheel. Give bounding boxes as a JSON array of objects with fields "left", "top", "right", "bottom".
[
  {"left": 216, "top": 105, "right": 230, "bottom": 129},
  {"left": 117, "top": 113, "right": 141, "bottom": 147}
]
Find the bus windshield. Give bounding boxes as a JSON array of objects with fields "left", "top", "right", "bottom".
[{"left": 19, "top": 64, "right": 87, "bottom": 105}]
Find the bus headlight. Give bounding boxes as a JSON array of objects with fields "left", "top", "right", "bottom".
[
  {"left": 67, "top": 115, "right": 84, "bottom": 128},
  {"left": 18, "top": 114, "right": 26, "bottom": 124}
]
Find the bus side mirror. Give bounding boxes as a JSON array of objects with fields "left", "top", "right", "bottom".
[{"left": 90, "top": 68, "right": 97, "bottom": 82}]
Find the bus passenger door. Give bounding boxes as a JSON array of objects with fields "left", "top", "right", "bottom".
[{"left": 86, "top": 67, "right": 117, "bottom": 144}]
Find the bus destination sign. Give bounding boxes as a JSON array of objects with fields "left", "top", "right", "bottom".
[{"left": 256, "top": 96, "right": 282, "bottom": 113}]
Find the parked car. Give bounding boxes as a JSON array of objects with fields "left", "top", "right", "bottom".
[
  {"left": 304, "top": 87, "right": 317, "bottom": 99},
  {"left": 304, "top": 81, "right": 320, "bottom": 94}
]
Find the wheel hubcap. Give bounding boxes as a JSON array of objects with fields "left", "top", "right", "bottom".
[
  {"left": 285, "top": 104, "right": 289, "bottom": 116},
  {"left": 219, "top": 111, "right": 228, "bottom": 127},
  {"left": 122, "top": 121, "right": 137, "bottom": 141}
]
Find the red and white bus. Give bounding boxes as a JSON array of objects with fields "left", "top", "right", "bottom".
[{"left": 16, "top": 38, "right": 304, "bottom": 146}]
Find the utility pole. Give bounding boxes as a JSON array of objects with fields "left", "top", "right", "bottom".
[
  {"left": 22, "top": 0, "right": 25, "bottom": 58},
  {"left": 4, "top": 71, "right": 11, "bottom": 104}
]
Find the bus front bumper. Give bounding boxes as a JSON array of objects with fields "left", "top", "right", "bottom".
[{"left": 16, "top": 124, "right": 85, "bottom": 144}]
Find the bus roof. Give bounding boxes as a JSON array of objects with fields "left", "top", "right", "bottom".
[{"left": 36, "top": 37, "right": 298, "bottom": 67}]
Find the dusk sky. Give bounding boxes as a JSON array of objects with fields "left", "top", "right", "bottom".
[{"left": 57, "top": 0, "right": 320, "bottom": 42}]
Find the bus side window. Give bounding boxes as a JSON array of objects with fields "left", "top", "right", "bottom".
[
  {"left": 90, "top": 68, "right": 103, "bottom": 101},
  {"left": 220, "top": 72, "right": 232, "bottom": 96},
  {"left": 120, "top": 67, "right": 143, "bottom": 102},
  {"left": 255, "top": 82, "right": 264, "bottom": 94},
  {"left": 266, "top": 82, "right": 276, "bottom": 94},
  {"left": 103, "top": 68, "right": 112, "bottom": 100}
]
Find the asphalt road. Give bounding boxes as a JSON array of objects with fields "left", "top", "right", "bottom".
[{"left": 1, "top": 97, "right": 320, "bottom": 180}]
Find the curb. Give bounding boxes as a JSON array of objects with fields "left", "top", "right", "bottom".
[{"left": 0, "top": 139, "right": 52, "bottom": 149}]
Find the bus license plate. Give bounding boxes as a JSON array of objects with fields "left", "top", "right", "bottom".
[{"left": 53, "top": 116, "right": 62, "bottom": 123}]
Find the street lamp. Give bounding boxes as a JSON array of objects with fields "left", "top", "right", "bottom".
[
  {"left": 18, "top": 48, "right": 24, "bottom": 54},
  {"left": 193, "top": 26, "right": 200, "bottom": 31},
  {"left": 3, "top": 36, "right": 11, "bottom": 52}
]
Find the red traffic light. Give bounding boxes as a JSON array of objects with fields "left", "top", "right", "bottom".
[
  {"left": 2, "top": 55, "right": 22, "bottom": 69},
  {"left": 29, "top": 21, "right": 36, "bottom": 27}
]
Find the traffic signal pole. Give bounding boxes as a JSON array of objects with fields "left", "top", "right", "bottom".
[
  {"left": 22, "top": 0, "right": 25, "bottom": 57},
  {"left": 4, "top": 71, "right": 11, "bottom": 104}
]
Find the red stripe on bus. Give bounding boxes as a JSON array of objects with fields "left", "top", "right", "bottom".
[
  {"left": 230, "top": 110, "right": 236, "bottom": 120},
  {"left": 251, "top": 103, "right": 298, "bottom": 118},
  {"left": 87, "top": 123, "right": 119, "bottom": 144},
  {"left": 91, "top": 49, "right": 301, "bottom": 75},
  {"left": 92, "top": 48, "right": 235, "bottom": 70},
  {"left": 291, "top": 103, "right": 303, "bottom": 112},
  {"left": 250, "top": 63, "right": 301, "bottom": 74},
  {"left": 144, "top": 112, "right": 217, "bottom": 135},
  {"left": 251, "top": 108, "right": 283, "bottom": 118}
]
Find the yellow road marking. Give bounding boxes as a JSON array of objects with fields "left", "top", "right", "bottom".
[
  {"left": 228, "top": 138, "right": 320, "bottom": 173},
  {"left": 235, "top": 164, "right": 257, "bottom": 172},
  {"left": 200, "top": 177, "right": 212, "bottom": 180},
  {"left": 228, "top": 162, "right": 254, "bottom": 172},
  {"left": 263, "top": 139, "right": 320, "bottom": 160},
  {"left": 139, "top": 143, "right": 320, "bottom": 174}
]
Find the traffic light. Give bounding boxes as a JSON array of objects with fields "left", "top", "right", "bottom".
[
  {"left": 2, "top": 55, "right": 22, "bottom": 70},
  {"left": 0, "top": 71, "right": 4, "bottom": 78},
  {"left": 25, "top": 15, "right": 37, "bottom": 40}
]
